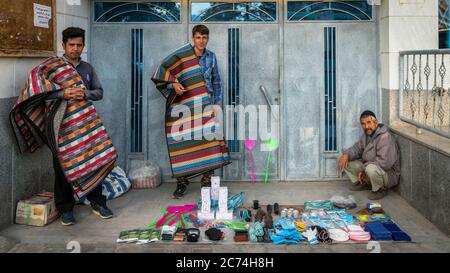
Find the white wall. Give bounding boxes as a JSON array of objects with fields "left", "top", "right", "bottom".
[
  {"left": 380, "top": 0, "right": 439, "bottom": 90},
  {"left": 0, "top": 0, "right": 90, "bottom": 100}
]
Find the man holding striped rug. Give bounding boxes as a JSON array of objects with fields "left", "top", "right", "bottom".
[
  {"left": 11, "top": 27, "right": 117, "bottom": 225},
  {"left": 152, "top": 25, "right": 231, "bottom": 198}
]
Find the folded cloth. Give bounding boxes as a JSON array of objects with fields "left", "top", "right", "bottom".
[
  {"left": 328, "top": 228, "right": 349, "bottom": 242},
  {"left": 364, "top": 222, "right": 392, "bottom": 241},
  {"left": 382, "top": 222, "right": 411, "bottom": 241},
  {"left": 344, "top": 225, "right": 371, "bottom": 242},
  {"left": 304, "top": 200, "right": 333, "bottom": 210}
]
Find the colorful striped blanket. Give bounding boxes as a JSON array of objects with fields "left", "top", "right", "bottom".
[
  {"left": 152, "top": 44, "right": 231, "bottom": 178},
  {"left": 10, "top": 56, "right": 117, "bottom": 198}
]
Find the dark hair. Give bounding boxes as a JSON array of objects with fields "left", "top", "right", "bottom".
[
  {"left": 360, "top": 110, "right": 377, "bottom": 120},
  {"left": 62, "top": 27, "right": 85, "bottom": 44},
  {"left": 192, "top": 25, "right": 209, "bottom": 37}
]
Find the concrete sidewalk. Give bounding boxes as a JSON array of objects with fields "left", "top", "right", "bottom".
[{"left": 1, "top": 181, "right": 449, "bottom": 253}]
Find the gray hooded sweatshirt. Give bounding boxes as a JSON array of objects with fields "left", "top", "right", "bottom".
[{"left": 344, "top": 124, "right": 400, "bottom": 188}]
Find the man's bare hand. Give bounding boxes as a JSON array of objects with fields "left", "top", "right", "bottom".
[
  {"left": 338, "top": 154, "right": 349, "bottom": 172},
  {"left": 64, "top": 86, "right": 85, "bottom": 101},
  {"left": 173, "top": 83, "right": 185, "bottom": 95},
  {"left": 359, "top": 171, "right": 369, "bottom": 185}
]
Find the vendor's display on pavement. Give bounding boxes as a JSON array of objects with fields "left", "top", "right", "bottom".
[{"left": 117, "top": 178, "right": 412, "bottom": 246}]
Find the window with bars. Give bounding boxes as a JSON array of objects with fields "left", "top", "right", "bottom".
[
  {"left": 227, "top": 28, "right": 240, "bottom": 152},
  {"left": 191, "top": 2, "right": 276, "bottom": 22},
  {"left": 287, "top": 1, "right": 372, "bottom": 21},
  {"left": 131, "top": 29, "right": 143, "bottom": 153},
  {"left": 324, "top": 27, "right": 337, "bottom": 152},
  {"left": 94, "top": 2, "right": 181, "bottom": 22}
]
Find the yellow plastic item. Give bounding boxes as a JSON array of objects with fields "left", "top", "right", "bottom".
[
  {"left": 295, "top": 221, "right": 306, "bottom": 232},
  {"left": 357, "top": 215, "right": 370, "bottom": 222}
]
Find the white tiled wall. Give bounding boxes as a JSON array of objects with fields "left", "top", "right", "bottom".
[
  {"left": 0, "top": 0, "right": 90, "bottom": 99},
  {"left": 380, "top": 0, "right": 439, "bottom": 90}
]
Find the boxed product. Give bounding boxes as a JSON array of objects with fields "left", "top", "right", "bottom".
[{"left": 15, "top": 192, "right": 60, "bottom": 227}]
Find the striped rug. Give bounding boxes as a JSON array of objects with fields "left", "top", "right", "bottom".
[
  {"left": 152, "top": 44, "right": 231, "bottom": 178},
  {"left": 10, "top": 56, "right": 117, "bottom": 198}
]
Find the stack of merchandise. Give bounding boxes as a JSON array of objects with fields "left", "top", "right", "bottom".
[
  {"left": 356, "top": 202, "right": 391, "bottom": 222},
  {"left": 128, "top": 196, "right": 411, "bottom": 247}
]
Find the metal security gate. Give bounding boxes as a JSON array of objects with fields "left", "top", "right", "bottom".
[
  {"left": 91, "top": 1, "right": 185, "bottom": 181},
  {"left": 90, "top": 0, "right": 379, "bottom": 182},
  {"left": 190, "top": 23, "right": 281, "bottom": 182},
  {"left": 282, "top": 1, "right": 379, "bottom": 180}
]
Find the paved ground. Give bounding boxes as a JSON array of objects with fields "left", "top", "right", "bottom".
[{"left": 1, "top": 181, "right": 449, "bottom": 253}]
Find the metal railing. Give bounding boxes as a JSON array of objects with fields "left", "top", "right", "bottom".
[{"left": 399, "top": 50, "right": 450, "bottom": 138}]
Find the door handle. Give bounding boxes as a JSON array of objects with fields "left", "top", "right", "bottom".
[
  {"left": 260, "top": 85, "right": 279, "bottom": 121},
  {"left": 260, "top": 85, "right": 277, "bottom": 106}
]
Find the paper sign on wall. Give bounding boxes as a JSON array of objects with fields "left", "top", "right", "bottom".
[{"left": 33, "top": 3, "right": 52, "bottom": 28}]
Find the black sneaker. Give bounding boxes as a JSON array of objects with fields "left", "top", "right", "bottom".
[
  {"left": 61, "top": 211, "right": 75, "bottom": 226},
  {"left": 173, "top": 180, "right": 189, "bottom": 199},
  {"left": 91, "top": 204, "right": 113, "bottom": 219}
]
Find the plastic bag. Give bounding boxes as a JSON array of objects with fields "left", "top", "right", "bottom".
[
  {"left": 128, "top": 160, "right": 161, "bottom": 189},
  {"left": 78, "top": 166, "right": 131, "bottom": 205},
  {"left": 330, "top": 195, "right": 357, "bottom": 209},
  {"left": 103, "top": 166, "right": 131, "bottom": 199}
]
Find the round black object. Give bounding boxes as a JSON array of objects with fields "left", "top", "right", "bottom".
[
  {"left": 186, "top": 228, "right": 200, "bottom": 242},
  {"left": 205, "top": 228, "right": 223, "bottom": 241}
]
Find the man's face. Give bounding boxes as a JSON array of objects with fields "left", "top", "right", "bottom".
[
  {"left": 62, "top": 37, "right": 84, "bottom": 60},
  {"left": 192, "top": 32, "right": 209, "bottom": 51},
  {"left": 360, "top": 116, "right": 378, "bottom": 136}
]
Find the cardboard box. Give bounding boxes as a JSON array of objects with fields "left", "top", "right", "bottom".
[{"left": 15, "top": 192, "right": 59, "bottom": 226}]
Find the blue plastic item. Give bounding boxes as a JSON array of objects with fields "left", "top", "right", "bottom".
[
  {"left": 364, "top": 222, "right": 392, "bottom": 240},
  {"left": 382, "top": 222, "right": 411, "bottom": 241}
]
